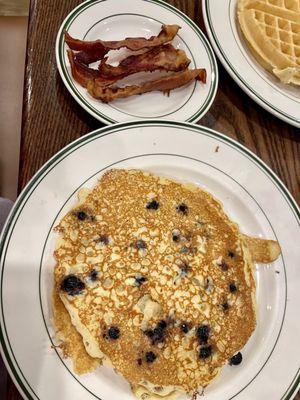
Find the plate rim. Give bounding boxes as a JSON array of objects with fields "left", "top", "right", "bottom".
[
  {"left": 55, "top": 0, "right": 219, "bottom": 125},
  {"left": 202, "top": 0, "right": 300, "bottom": 129},
  {"left": 0, "top": 120, "right": 299, "bottom": 400}
]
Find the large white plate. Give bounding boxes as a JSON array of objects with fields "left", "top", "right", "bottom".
[
  {"left": 0, "top": 121, "right": 299, "bottom": 400},
  {"left": 202, "top": 0, "right": 300, "bottom": 128},
  {"left": 55, "top": 0, "right": 218, "bottom": 125}
]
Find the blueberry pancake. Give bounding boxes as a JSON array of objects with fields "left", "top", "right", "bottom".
[{"left": 53, "top": 169, "right": 281, "bottom": 399}]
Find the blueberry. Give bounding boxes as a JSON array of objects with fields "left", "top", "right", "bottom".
[
  {"left": 89, "top": 269, "right": 98, "bottom": 282},
  {"left": 152, "top": 327, "right": 165, "bottom": 343},
  {"left": 75, "top": 211, "right": 88, "bottom": 221},
  {"left": 108, "top": 326, "right": 120, "bottom": 340},
  {"left": 134, "top": 240, "right": 147, "bottom": 250},
  {"left": 157, "top": 320, "right": 167, "bottom": 329},
  {"left": 145, "top": 351, "right": 157, "bottom": 363},
  {"left": 135, "top": 276, "right": 147, "bottom": 286},
  {"left": 219, "top": 261, "right": 229, "bottom": 271},
  {"left": 137, "top": 358, "right": 142, "bottom": 365},
  {"left": 229, "top": 352, "right": 242, "bottom": 365},
  {"left": 177, "top": 203, "right": 188, "bottom": 215},
  {"left": 199, "top": 345, "right": 212, "bottom": 359},
  {"left": 229, "top": 282, "right": 237, "bottom": 293},
  {"left": 228, "top": 250, "right": 235, "bottom": 258},
  {"left": 60, "top": 275, "right": 85, "bottom": 296},
  {"left": 197, "top": 325, "right": 210, "bottom": 344},
  {"left": 98, "top": 235, "right": 109, "bottom": 245},
  {"left": 172, "top": 233, "right": 180, "bottom": 242},
  {"left": 222, "top": 302, "right": 229, "bottom": 311},
  {"left": 144, "top": 321, "right": 167, "bottom": 344},
  {"left": 180, "top": 323, "right": 190, "bottom": 334},
  {"left": 145, "top": 329, "right": 154, "bottom": 339},
  {"left": 146, "top": 200, "right": 159, "bottom": 210},
  {"left": 180, "top": 262, "right": 190, "bottom": 275}
]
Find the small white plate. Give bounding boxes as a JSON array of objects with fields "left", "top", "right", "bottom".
[
  {"left": 55, "top": 0, "right": 218, "bottom": 125},
  {"left": 0, "top": 121, "right": 299, "bottom": 400},
  {"left": 202, "top": 0, "right": 300, "bottom": 128}
]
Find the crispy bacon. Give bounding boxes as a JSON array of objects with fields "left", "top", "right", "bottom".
[
  {"left": 98, "top": 44, "right": 190, "bottom": 78},
  {"left": 75, "top": 48, "right": 107, "bottom": 65},
  {"left": 67, "top": 50, "right": 115, "bottom": 88},
  {"left": 64, "top": 24, "right": 180, "bottom": 53},
  {"left": 87, "top": 69, "right": 207, "bottom": 103},
  {"left": 65, "top": 24, "right": 207, "bottom": 103},
  {"left": 67, "top": 44, "right": 191, "bottom": 88}
]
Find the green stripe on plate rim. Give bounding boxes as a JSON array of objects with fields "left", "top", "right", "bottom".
[
  {"left": 204, "top": 0, "right": 300, "bottom": 126},
  {"left": 57, "top": 0, "right": 218, "bottom": 124},
  {"left": 0, "top": 120, "right": 299, "bottom": 400}
]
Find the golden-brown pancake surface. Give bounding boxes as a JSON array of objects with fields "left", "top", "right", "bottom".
[{"left": 53, "top": 169, "right": 267, "bottom": 395}]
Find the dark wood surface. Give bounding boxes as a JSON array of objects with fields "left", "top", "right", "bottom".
[{"left": 1, "top": 0, "right": 299, "bottom": 399}]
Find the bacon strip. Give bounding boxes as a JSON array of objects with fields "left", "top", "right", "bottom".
[
  {"left": 67, "top": 50, "right": 115, "bottom": 87},
  {"left": 98, "top": 44, "right": 190, "bottom": 78},
  {"left": 87, "top": 69, "right": 207, "bottom": 103},
  {"left": 75, "top": 49, "right": 107, "bottom": 65},
  {"left": 67, "top": 44, "right": 191, "bottom": 88},
  {"left": 64, "top": 25, "right": 180, "bottom": 53}
]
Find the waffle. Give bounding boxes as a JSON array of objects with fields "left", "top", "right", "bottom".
[
  {"left": 238, "top": 0, "right": 300, "bottom": 85},
  {"left": 53, "top": 169, "right": 281, "bottom": 399}
]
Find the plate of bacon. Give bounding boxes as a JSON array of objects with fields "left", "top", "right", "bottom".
[{"left": 55, "top": 0, "right": 218, "bottom": 124}]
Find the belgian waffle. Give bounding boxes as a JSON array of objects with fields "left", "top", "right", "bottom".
[{"left": 238, "top": 0, "right": 300, "bottom": 85}]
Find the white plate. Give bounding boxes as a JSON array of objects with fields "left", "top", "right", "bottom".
[
  {"left": 202, "top": 0, "right": 300, "bottom": 128},
  {"left": 55, "top": 0, "right": 218, "bottom": 125},
  {"left": 0, "top": 121, "right": 299, "bottom": 400}
]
